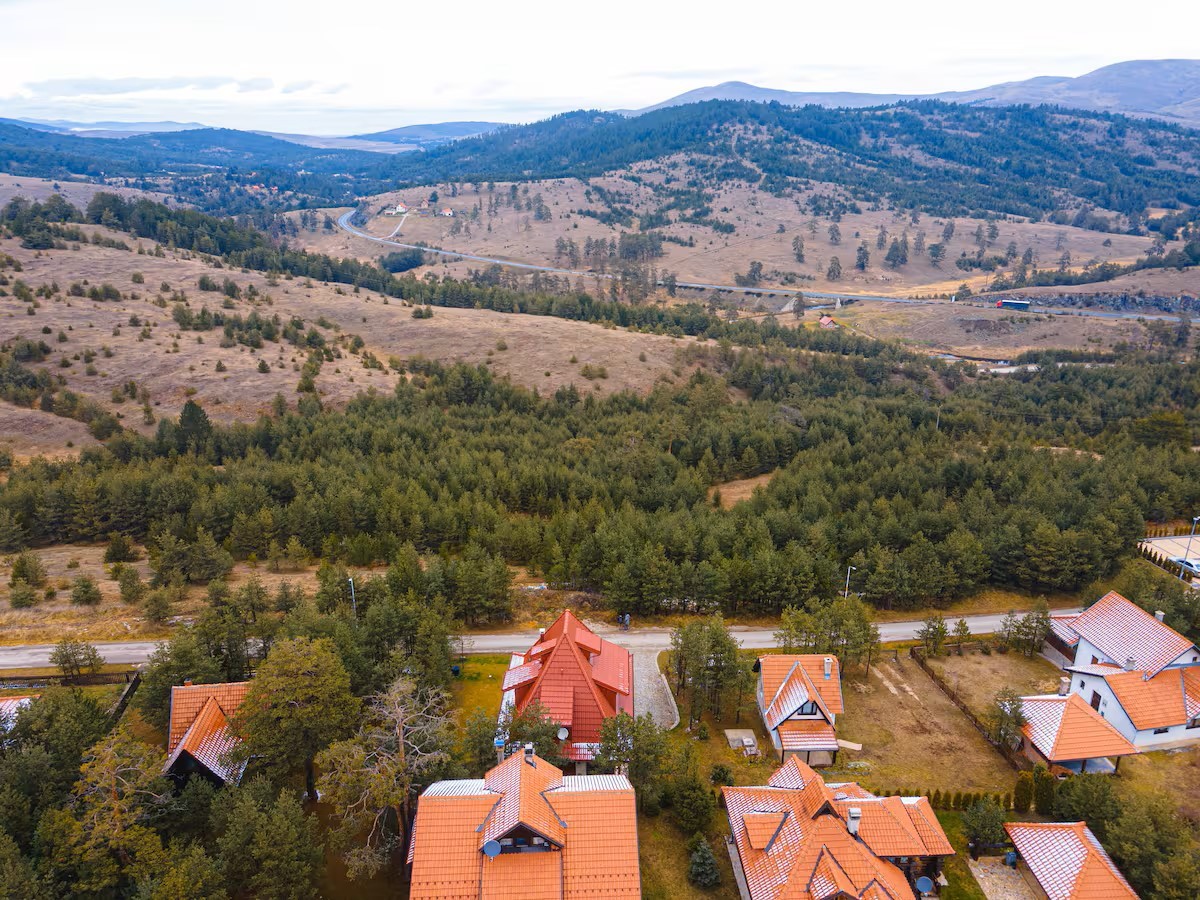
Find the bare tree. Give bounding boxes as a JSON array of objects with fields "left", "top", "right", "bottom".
[{"left": 317, "top": 678, "right": 456, "bottom": 880}]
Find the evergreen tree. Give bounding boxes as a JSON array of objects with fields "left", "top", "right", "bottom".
[{"left": 688, "top": 834, "right": 721, "bottom": 888}]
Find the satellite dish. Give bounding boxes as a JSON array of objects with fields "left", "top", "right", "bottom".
[
  {"left": 482, "top": 840, "right": 502, "bottom": 859},
  {"left": 915, "top": 876, "right": 934, "bottom": 894},
  {"left": 556, "top": 726, "right": 570, "bottom": 741}
]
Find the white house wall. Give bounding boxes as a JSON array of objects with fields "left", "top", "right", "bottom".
[{"left": 1072, "top": 671, "right": 1200, "bottom": 750}]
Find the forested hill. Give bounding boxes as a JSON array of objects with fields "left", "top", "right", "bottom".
[
  {"left": 381, "top": 101, "right": 1200, "bottom": 222},
  {"left": 3, "top": 101, "right": 1200, "bottom": 226}
]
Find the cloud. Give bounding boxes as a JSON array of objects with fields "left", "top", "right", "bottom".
[
  {"left": 281, "top": 80, "right": 316, "bottom": 94},
  {"left": 20, "top": 76, "right": 274, "bottom": 98}
]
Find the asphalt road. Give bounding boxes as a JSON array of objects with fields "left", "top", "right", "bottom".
[
  {"left": 337, "top": 212, "right": 1182, "bottom": 322},
  {"left": 0, "top": 608, "right": 1082, "bottom": 669}
]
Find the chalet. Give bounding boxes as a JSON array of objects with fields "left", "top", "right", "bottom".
[
  {"left": 1052, "top": 592, "right": 1200, "bottom": 750},
  {"left": 724, "top": 757, "right": 954, "bottom": 900},
  {"left": 1004, "top": 821, "right": 1138, "bottom": 900},
  {"left": 756, "top": 655, "right": 844, "bottom": 766},
  {"left": 818, "top": 315, "right": 837, "bottom": 329},
  {"left": 407, "top": 745, "right": 641, "bottom": 899},
  {"left": 1018, "top": 690, "right": 1137, "bottom": 774},
  {"left": 388, "top": 202, "right": 410, "bottom": 215},
  {"left": 439, "top": 207, "right": 454, "bottom": 217},
  {"left": 500, "top": 611, "right": 633, "bottom": 772},
  {"left": 163, "top": 681, "right": 250, "bottom": 786}
]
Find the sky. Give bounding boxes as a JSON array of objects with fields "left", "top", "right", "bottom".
[{"left": 1, "top": 0, "right": 1198, "bottom": 134}]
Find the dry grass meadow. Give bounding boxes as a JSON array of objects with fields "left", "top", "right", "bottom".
[
  {"left": 925, "top": 649, "right": 1066, "bottom": 722},
  {"left": 832, "top": 655, "right": 1017, "bottom": 795},
  {"left": 0, "top": 227, "right": 694, "bottom": 436},
  {"left": 315, "top": 166, "right": 1170, "bottom": 300}
]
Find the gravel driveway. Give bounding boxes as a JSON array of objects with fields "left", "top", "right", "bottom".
[{"left": 632, "top": 649, "right": 679, "bottom": 729}]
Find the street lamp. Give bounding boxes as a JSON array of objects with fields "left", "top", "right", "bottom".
[
  {"left": 348, "top": 576, "right": 357, "bottom": 618},
  {"left": 1180, "top": 516, "right": 1200, "bottom": 582},
  {"left": 844, "top": 565, "right": 857, "bottom": 599}
]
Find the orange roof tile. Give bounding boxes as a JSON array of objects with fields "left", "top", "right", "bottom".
[
  {"left": 409, "top": 751, "right": 640, "bottom": 899},
  {"left": 166, "top": 681, "right": 250, "bottom": 753},
  {"left": 1099, "top": 667, "right": 1198, "bottom": 731},
  {"left": 760, "top": 655, "right": 844, "bottom": 716},
  {"left": 1021, "top": 694, "right": 1137, "bottom": 762},
  {"left": 1069, "top": 592, "right": 1194, "bottom": 676},
  {"left": 725, "top": 759, "right": 953, "bottom": 900},
  {"left": 1005, "top": 821, "right": 1138, "bottom": 900},
  {"left": 507, "top": 611, "right": 632, "bottom": 748},
  {"left": 777, "top": 720, "right": 839, "bottom": 752},
  {"left": 0, "top": 695, "right": 37, "bottom": 730},
  {"left": 163, "top": 695, "right": 246, "bottom": 783}
]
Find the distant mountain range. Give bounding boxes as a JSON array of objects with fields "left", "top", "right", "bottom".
[{"left": 633, "top": 59, "right": 1200, "bottom": 127}]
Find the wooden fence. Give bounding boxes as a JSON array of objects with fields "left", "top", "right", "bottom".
[{"left": 0, "top": 669, "right": 140, "bottom": 688}]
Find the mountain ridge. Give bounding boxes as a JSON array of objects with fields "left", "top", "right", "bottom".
[{"left": 633, "top": 59, "right": 1200, "bottom": 126}]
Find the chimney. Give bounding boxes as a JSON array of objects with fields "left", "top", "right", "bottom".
[
  {"left": 494, "top": 737, "right": 506, "bottom": 767},
  {"left": 823, "top": 657, "right": 833, "bottom": 680},
  {"left": 847, "top": 808, "right": 862, "bottom": 836},
  {"left": 524, "top": 742, "right": 535, "bottom": 766},
  {"left": 538, "top": 628, "right": 546, "bottom": 638},
  {"left": 183, "top": 679, "right": 193, "bottom": 686},
  {"left": 1058, "top": 676, "right": 1070, "bottom": 696},
  {"left": 1125, "top": 656, "right": 1137, "bottom": 671},
  {"left": 1154, "top": 610, "right": 1166, "bottom": 622}
]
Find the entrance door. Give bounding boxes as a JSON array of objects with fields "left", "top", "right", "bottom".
[{"left": 1090, "top": 691, "right": 1102, "bottom": 711}]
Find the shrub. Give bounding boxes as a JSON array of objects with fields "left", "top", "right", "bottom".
[
  {"left": 673, "top": 775, "right": 716, "bottom": 834},
  {"left": 696, "top": 723, "right": 709, "bottom": 741},
  {"left": 931, "top": 789, "right": 943, "bottom": 809},
  {"left": 1032, "top": 765, "right": 1057, "bottom": 815},
  {"left": 710, "top": 764, "right": 733, "bottom": 786},
  {"left": 9, "top": 581, "right": 38, "bottom": 608},
  {"left": 9, "top": 551, "right": 46, "bottom": 587},
  {"left": 70, "top": 575, "right": 102, "bottom": 606},
  {"left": 962, "top": 798, "right": 1007, "bottom": 846},
  {"left": 143, "top": 589, "right": 173, "bottom": 624},
  {"left": 1013, "top": 772, "right": 1033, "bottom": 813},
  {"left": 257, "top": 359, "right": 270, "bottom": 373},
  {"left": 1053, "top": 775, "right": 1120, "bottom": 841},
  {"left": 104, "top": 532, "right": 139, "bottom": 563},
  {"left": 688, "top": 834, "right": 721, "bottom": 888},
  {"left": 118, "top": 567, "right": 146, "bottom": 604}
]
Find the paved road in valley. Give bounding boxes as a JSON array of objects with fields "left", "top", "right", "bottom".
[
  {"left": 0, "top": 608, "right": 1083, "bottom": 669},
  {"left": 337, "top": 211, "right": 1183, "bottom": 322}
]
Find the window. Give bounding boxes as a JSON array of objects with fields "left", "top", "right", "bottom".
[
  {"left": 1079, "top": 681, "right": 1085, "bottom": 690},
  {"left": 1154, "top": 727, "right": 1170, "bottom": 735},
  {"left": 1188, "top": 717, "right": 1200, "bottom": 730}
]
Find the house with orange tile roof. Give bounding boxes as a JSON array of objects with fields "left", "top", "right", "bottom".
[
  {"left": 756, "top": 655, "right": 845, "bottom": 766},
  {"left": 501, "top": 610, "right": 633, "bottom": 772},
  {"left": 1018, "top": 691, "right": 1137, "bottom": 775},
  {"left": 724, "top": 756, "right": 953, "bottom": 899},
  {"left": 163, "top": 680, "right": 250, "bottom": 786},
  {"left": 407, "top": 745, "right": 641, "bottom": 899},
  {"left": 1004, "top": 821, "right": 1138, "bottom": 900},
  {"left": 1053, "top": 592, "right": 1200, "bottom": 750}
]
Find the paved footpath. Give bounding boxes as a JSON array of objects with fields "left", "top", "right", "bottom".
[{"left": 0, "top": 609, "right": 1081, "bottom": 670}]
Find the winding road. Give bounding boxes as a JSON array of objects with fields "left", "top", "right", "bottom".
[
  {"left": 0, "top": 608, "right": 1082, "bottom": 669},
  {"left": 336, "top": 212, "right": 1183, "bottom": 323}
]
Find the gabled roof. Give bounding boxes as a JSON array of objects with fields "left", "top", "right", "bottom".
[
  {"left": 725, "top": 758, "right": 954, "bottom": 900},
  {"left": 1049, "top": 614, "right": 1081, "bottom": 647},
  {"left": 409, "top": 751, "right": 640, "bottom": 899},
  {"left": 163, "top": 694, "right": 247, "bottom": 784},
  {"left": 507, "top": 611, "right": 632, "bottom": 746},
  {"left": 760, "top": 655, "right": 844, "bottom": 728},
  {"left": 1068, "top": 592, "right": 1194, "bottom": 676},
  {"left": 1005, "top": 821, "right": 1138, "bottom": 900},
  {"left": 167, "top": 681, "right": 250, "bottom": 753},
  {"left": 1096, "top": 666, "right": 1200, "bottom": 731},
  {"left": 1020, "top": 694, "right": 1137, "bottom": 762}
]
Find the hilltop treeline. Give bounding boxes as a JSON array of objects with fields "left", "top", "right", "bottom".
[{"left": 4, "top": 101, "right": 1200, "bottom": 226}]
